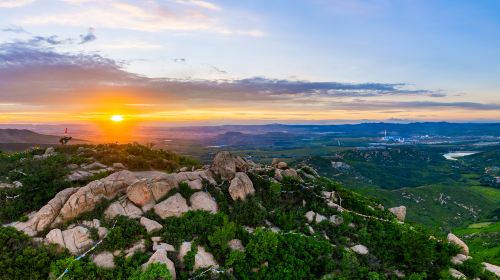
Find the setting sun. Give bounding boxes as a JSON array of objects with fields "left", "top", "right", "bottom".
[{"left": 110, "top": 115, "right": 124, "bottom": 122}]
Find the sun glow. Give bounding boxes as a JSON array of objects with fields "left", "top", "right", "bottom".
[{"left": 110, "top": 115, "right": 124, "bottom": 122}]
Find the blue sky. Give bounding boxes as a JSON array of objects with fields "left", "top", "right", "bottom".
[{"left": 0, "top": 0, "right": 499, "bottom": 123}]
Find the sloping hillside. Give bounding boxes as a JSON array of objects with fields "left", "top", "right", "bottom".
[
  {"left": 0, "top": 146, "right": 498, "bottom": 279},
  {"left": 0, "top": 129, "right": 63, "bottom": 143}
]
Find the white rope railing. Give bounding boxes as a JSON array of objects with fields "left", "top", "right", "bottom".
[{"left": 55, "top": 220, "right": 117, "bottom": 280}]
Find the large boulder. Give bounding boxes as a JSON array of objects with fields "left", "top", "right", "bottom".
[
  {"left": 210, "top": 151, "right": 236, "bottom": 180},
  {"left": 282, "top": 168, "right": 300, "bottom": 179},
  {"left": 45, "top": 228, "right": 65, "bottom": 248},
  {"left": 447, "top": 233, "right": 469, "bottom": 256},
  {"left": 388, "top": 206, "right": 406, "bottom": 222},
  {"left": 483, "top": 262, "right": 500, "bottom": 277},
  {"left": 234, "top": 156, "right": 250, "bottom": 172},
  {"left": 45, "top": 226, "right": 93, "bottom": 255},
  {"left": 448, "top": 268, "right": 466, "bottom": 279},
  {"left": 277, "top": 162, "right": 288, "bottom": 169},
  {"left": 190, "top": 192, "right": 218, "bottom": 213},
  {"left": 53, "top": 171, "right": 137, "bottom": 226},
  {"left": 93, "top": 251, "right": 115, "bottom": 269},
  {"left": 154, "top": 193, "right": 189, "bottom": 219},
  {"left": 142, "top": 248, "right": 176, "bottom": 280},
  {"left": 194, "top": 246, "right": 219, "bottom": 270},
  {"left": 178, "top": 242, "right": 218, "bottom": 270},
  {"left": 140, "top": 217, "right": 162, "bottom": 234},
  {"left": 13, "top": 187, "right": 79, "bottom": 236},
  {"left": 104, "top": 198, "right": 143, "bottom": 219},
  {"left": 148, "top": 174, "right": 178, "bottom": 201},
  {"left": 228, "top": 172, "right": 255, "bottom": 201},
  {"left": 127, "top": 179, "right": 155, "bottom": 211}
]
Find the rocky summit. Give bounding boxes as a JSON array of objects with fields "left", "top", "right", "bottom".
[{"left": 1, "top": 147, "right": 499, "bottom": 280}]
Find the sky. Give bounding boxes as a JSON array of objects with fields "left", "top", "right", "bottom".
[{"left": 0, "top": 0, "right": 499, "bottom": 125}]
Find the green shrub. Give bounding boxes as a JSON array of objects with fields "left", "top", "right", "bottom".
[
  {"left": 0, "top": 226, "right": 66, "bottom": 280},
  {"left": 101, "top": 216, "right": 146, "bottom": 251},
  {"left": 0, "top": 154, "right": 71, "bottom": 223},
  {"left": 128, "top": 263, "right": 173, "bottom": 280},
  {"left": 229, "top": 197, "right": 267, "bottom": 226}
]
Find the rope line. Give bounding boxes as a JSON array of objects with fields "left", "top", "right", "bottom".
[{"left": 55, "top": 220, "right": 117, "bottom": 280}]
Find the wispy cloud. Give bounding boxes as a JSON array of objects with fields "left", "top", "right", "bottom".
[
  {"left": 79, "top": 27, "right": 96, "bottom": 44},
  {"left": 20, "top": 1, "right": 264, "bottom": 37},
  {"left": 176, "top": 0, "right": 221, "bottom": 11},
  {"left": 0, "top": 0, "right": 34, "bottom": 8},
  {"left": 2, "top": 25, "right": 29, "bottom": 33}
]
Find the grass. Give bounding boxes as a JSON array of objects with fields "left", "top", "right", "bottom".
[
  {"left": 454, "top": 221, "right": 500, "bottom": 265},
  {"left": 468, "top": 222, "right": 493, "bottom": 229},
  {"left": 470, "top": 186, "right": 500, "bottom": 202}
]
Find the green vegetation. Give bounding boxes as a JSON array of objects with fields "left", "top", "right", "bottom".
[
  {"left": 101, "top": 216, "right": 147, "bottom": 252},
  {"left": 57, "top": 143, "right": 198, "bottom": 172},
  {"left": 0, "top": 226, "right": 67, "bottom": 280},
  {"left": 454, "top": 221, "right": 500, "bottom": 265},
  {"left": 128, "top": 263, "right": 173, "bottom": 280},
  {"left": 0, "top": 153, "right": 72, "bottom": 223}
]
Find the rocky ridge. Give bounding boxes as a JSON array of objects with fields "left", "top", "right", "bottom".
[{"left": 5, "top": 149, "right": 500, "bottom": 279}]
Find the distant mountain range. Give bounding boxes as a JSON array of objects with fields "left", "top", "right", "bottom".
[
  {"left": 0, "top": 129, "right": 62, "bottom": 144},
  {"left": 0, "top": 129, "right": 86, "bottom": 151}
]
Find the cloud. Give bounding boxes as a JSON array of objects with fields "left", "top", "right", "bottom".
[
  {"left": 79, "top": 27, "right": 96, "bottom": 44},
  {"left": 29, "top": 35, "right": 73, "bottom": 45},
  {"left": 2, "top": 25, "right": 29, "bottom": 34},
  {"left": 0, "top": 41, "right": 498, "bottom": 116},
  {"left": 208, "top": 64, "right": 227, "bottom": 74},
  {"left": 176, "top": 0, "right": 221, "bottom": 11},
  {"left": 0, "top": 0, "right": 34, "bottom": 8},
  {"left": 20, "top": 1, "right": 264, "bottom": 37}
]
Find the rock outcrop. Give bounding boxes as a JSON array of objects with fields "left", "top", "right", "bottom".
[
  {"left": 388, "top": 206, "right": 406, "bottom": 222},
  {"left": 45, "top": 226, "right": 93, "bottom": 254},
  {"left": 13, "top": 187, "right": 79, "bottom": 236},
  {"left": 190, "top": 192, "right": 218, "bottom": 213},
  {"left": 154, "top": 193, "right": 189, "bottom": 218},
  {"left": 53, "top": 171, "right": 138, "bottom": 226},
  {"left": 211, "top": 151, "right": 236, "bottom": 180},
  {"left": 127, "top": 179, "right": 155, "bottom": 211},
  {"left": 140, "top": 217, "right": 162, "bottom": 233},
  {"left": 142, "top": 248, "right": 176, "bottom": 280},
  {"left": 92, "top": 251, "right": 115, "bottom": 269},
  {"left": 104, "top": 198, "right": 143, "bottom": 219},
  {"left": 350, "top": 244, "right": 369, "bottom": 255},
  {"left": 483, "top": 262, "right": 500, "bottom": 277},
  {"left": 447, "top": 233, "right": 469, "bottom": 256},
  {"left": 178, "top": 242, "right": 218, "bottom": 271},
  {"left": 448, "top": 268, "right": 466, "bottom": 279},
  {"left": 228, "top": 172, "right": 255, "bottom": 201}
]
